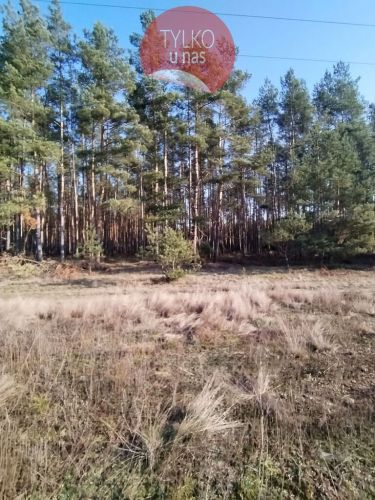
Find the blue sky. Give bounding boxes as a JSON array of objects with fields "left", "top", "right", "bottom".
[{"left": 7, "top": 0, "right": 375, "bottom": 103}]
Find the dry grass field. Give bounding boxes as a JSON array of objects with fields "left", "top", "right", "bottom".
[{"left": 0, "top": 259, "right": 374, "bottom": 499}]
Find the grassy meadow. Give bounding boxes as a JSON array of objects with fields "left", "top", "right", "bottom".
[{"left": 0, "top": 259, "right": 374, "bottom": 499}]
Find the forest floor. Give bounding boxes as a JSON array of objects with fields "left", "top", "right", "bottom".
[{"left": 0, "top": 258, "right": 374, "bottom": 499}]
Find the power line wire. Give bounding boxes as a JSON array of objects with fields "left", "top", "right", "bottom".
[
  {"left": 33, "top": 0, "right": 375, "bottom": 29},
  {"left": 239, "top": 54, "right": 375, "bottom": 67},
  {"left": 29, "top": 0, "right": 375, "bottom": 67}
]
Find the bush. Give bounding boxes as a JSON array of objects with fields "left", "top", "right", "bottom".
[
  {"left": 147, "top": 226, "right": 199, "bottom": 280},
  {"left": 78, "top": 226, "right": 103, "bottom": 273},
  {"left": 262, "top": 213, "right": 311, "bottom": 268}
]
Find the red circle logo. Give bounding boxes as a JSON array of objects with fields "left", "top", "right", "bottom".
[{"left": 140, "top": 6, "right": 235, "bottom": 93}]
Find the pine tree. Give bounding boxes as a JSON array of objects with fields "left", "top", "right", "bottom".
[
  {"left": 77, "top": 21, "right": 136, "bottom": 253},
  {"left": 46, "top": 0, "right": 75, "bottom": 261},
  {"left": 278, "top": 69, "right": 313, "bottom": 214},
  {"left": 0, "top": 2, "right": 374, "bottom": 264},
  {"left": 313, "top": 62, "right": 364, "bottom": 126},
  {"left": 0, "top": 0, "right": 57, "bottom": 261},
  {"left": 255, "top": 79, "right": 279, "bottom": 223}
]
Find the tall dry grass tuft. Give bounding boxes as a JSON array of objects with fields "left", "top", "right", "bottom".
[
  {"left": 269, "top": 285, "right": 346, "bottom": 314},
  {"left": 311, "top": 288, "right": 345, "bottom": 313},
  {"left": 277, "top": 317, "right": 308, "bottom": 356},
  {"left": 278, "top": 317, "right": 334, "bottom": 355},
  {"left": 177, "top": 375, "right": 240, "bottom": 438},
  {"left": 231, "top": 365, "right": 279, "bottom": 417},
  {"left": 0, "top": 375, "right": 16, "bottom": 408},
  {"left": 306, "top": 319, "right": 334, "bottom": 352},
  {"left": 348, "top": 291, "right": 375, "bottom": 315},
  {"left": 253, "top": 366, "right": 273, "bottom": 407},
  {"left": 121, "top": 403, "right": 170, "bottom": 471}
]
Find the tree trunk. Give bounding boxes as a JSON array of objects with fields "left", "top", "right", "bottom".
[
  {"left": 193, "top": 142, "right": 200, "bottom": 254},
  {"left": 90, "top": 156, "right": 96, "bottom": 227},
  {"left": 163, "top": 130, "right": 168, "bottom": 206},
  {"left": 35, "top": 204, "right": 43, "bottom": 262},
  {"left": 59, "top": 102, "right": 65, "bottom": 261},
  {"left": 5, "top": 179, "right": 11, "bottom": 252},
  {"left": 240, "top": 169, "right": 246, "bottom": 256},
  {"left": 214, "top": 181, "right": 223, "bottom": 261},
  {"left": 71, "top": 143, "right": 79, "bottom": 255}
]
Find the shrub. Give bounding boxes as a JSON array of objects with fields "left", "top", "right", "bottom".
[
  {"left": 147, "top": 226, "right": 199, "bottom": 280},
  {"left": 78, "top": 226, "right": 103, "bottom": 273},
  {"left": 262, "top": 213, "right": 311, "bottom": 269}
]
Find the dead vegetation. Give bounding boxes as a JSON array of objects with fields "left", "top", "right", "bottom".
[
  {"left": 0, "top": 263, "right": 374, "bottom": 498},
  {"left": 0, "top": 253, "right": 84, "bottom": 280}
]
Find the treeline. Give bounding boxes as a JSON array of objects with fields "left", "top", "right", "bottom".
[{"left": 1, "top": 0, "right": 375, "bottom": 263}]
